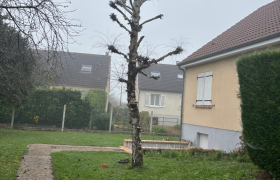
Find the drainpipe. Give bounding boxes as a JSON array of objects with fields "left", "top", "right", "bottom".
[{"left": 178, "top": 65, "right": 185, "bottom": 141}]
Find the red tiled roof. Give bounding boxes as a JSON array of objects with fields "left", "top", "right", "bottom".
[{"left": 181, "top": 1, "right": 280, "bottom": 64}]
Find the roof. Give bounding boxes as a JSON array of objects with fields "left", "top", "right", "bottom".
[
  {"left": 138, "top": 64, "right": 183, "bottom": 93},
  {"left": 179, "top": 1, "right": 280, "bottom": 65},
  {"left": 54, "top": 52, "right": 111, "bottom": 89}
]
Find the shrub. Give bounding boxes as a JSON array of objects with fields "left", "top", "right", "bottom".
[
  {"left": 95, "top": 113, "right": 111, "bottom": 130},
  {"left": 237, "top": 49, "right": 280, "bottom": 176},
  {"left": 173, "top": 124, "right": 181, "bottom": 130},
  {"left": 152, "top": 126, "right": 168, "bottom": 134}
]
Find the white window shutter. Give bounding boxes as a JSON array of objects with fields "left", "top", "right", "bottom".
[
  {"left": 204, "top": 71, "right": 213, "bottom": 105},
  {"left": 145, "top": 93, "right": 150, "bottom": 106},
  {"left": 160, "top": 95, "right": 166, "bottom": 107},
  {"left": 196, "top": 73, "right": 205, "bottom": 105}
]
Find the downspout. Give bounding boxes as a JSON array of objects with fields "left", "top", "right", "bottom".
[{"left": 178, "top": 65, "right": 185, "bottom": 141}]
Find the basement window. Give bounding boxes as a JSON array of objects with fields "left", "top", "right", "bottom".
[{"left": 81, "top": 65, "right": 92, "bottom": 72}]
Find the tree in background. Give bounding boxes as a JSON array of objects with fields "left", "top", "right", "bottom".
[
  {"left": 0, "top": 0, "right": 80, "bottom": 95},
  {"left": 107, "top": 0, "right": 184, "bottom": 167},
  {"left": 0, "top": 14, "right": 34, "bottom": 107}
]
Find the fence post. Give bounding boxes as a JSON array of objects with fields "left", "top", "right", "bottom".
[
  {"left": 11, "top": 109, "right": 15, "bottom": 129},
  {"left": 109, "top": 107, "right": 113, "bottom": 133},
  {"left": 61, "top": 105, "right": 66, "bottom": 132},
  {"left": 162, "top": 117, "right": 164, "bottom": 129},
  {"left": 150, "top": 111, "right": 153, "bottom": 134}
]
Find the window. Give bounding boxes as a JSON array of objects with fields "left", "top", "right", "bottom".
[
  {"left": 81, "top": 65, "right": 92, "bottom": 72},
  {"left": 151, "top": 72, "right": 160, "bottom": 77},
  {"left": 178, "top": 74, "right": 183, "bottom": 79},
  {"left": 196, "top": 71, "right": 213, "bottom": 105},
  {"left": 145, "top": 93, "right": 166, "bottom": 107}
]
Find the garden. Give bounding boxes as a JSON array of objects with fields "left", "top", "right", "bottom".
[{"left": 0, "top": 129, "right": 265, "bottom": 180}]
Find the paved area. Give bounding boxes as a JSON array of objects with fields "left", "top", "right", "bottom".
[{"left": 16, "top": 144, "right": 125, "bottom": 180}]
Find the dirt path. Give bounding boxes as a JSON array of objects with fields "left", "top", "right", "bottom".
[{"left": 16, "top": 144, "right": 124, "bottom": 180}]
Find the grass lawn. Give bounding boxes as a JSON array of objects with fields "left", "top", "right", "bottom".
[
  {"left": 0, "top": 129, "right": 177, "bottom": 180},
  {"left": 51, "top": 150, "right": 260, "bottom": 180}
]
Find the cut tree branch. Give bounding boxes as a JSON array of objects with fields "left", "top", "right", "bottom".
[
  {"left": 107, "top": 45, "right": 129, "bottom": 61},
  {"left": 109, "top": 1, "right": 131, "bottom": 22},
  {"left": 110, "top": 13, "right": 131, "bottom": 34},
  {"left": 115, "top": 1, "right": 133, "bottom": 14},
  {"left": 137, "top": 36, "right": 145, "bottom": 48},
  {"left": 119, "top": 77, "right": 129, "bottom": 84},
  {"left": 140, "top": 14, "right": 163, "bottom": 27},
  {"left": 140, "top": 71, "right": 160, "bottom": 80}
]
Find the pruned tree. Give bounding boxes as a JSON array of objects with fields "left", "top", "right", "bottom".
[
  {"left": 107, "top": 0, "right": 184, "bottom": 167},
  {"left": 0, "top": 0, "right": 81, "bottom": 103}
]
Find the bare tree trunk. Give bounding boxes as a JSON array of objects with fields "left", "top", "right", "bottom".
[
  {"left": 107, "top": 0, "right": 184, "bottom": 168},
  {"left": 127, "top": 75, "right": 143, "bottom": 167}
]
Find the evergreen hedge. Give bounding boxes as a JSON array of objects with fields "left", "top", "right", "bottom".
[
  {"left": 237, "top": 50, "right": 280, "bottom": 177},
  {"left": 0, "top": 88, "right": 90, "bottom": 129}
]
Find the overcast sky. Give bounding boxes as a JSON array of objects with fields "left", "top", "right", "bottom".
[{"left": 64, "top": 0, "right": 273, "bottom": 102}]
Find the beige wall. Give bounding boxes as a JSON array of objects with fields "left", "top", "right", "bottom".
[
  {"left": 139, "top": 90, "right": 181, "bottom": 117},
  {"left": 183, "top": 55, "right": 242, "bottom": 131},
  {"left": 182, "top": 45, "right": 280, "bottom": 132}
]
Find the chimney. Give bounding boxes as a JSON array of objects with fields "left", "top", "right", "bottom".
[{"left": 106, "top": 52, "right": 109, "bottom": 56}]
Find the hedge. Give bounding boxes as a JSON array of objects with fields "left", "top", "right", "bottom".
[
  {"left": 0, "top": 88, "right": 90, "bottom": 129},
  {"left": 237, "top": 49, "right": 280, "bottom": 177},
  {"left": 84, "top": 89, "right": 107, "bottom": 129}
]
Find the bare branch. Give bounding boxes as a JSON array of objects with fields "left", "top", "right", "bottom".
[
  {"left": 109, "top": 1, "right": 131, "bottom": 21},
  {"left": 119, "top": 77, "right": 129, "bottom": 83},
  {"left": 110, "top": 13, "right": 131, "bottom": 34},
  {"left": 108, "top": 45, "right": 128, "bottom": 61},
  {"left": 115, "top": 1, "right": 133, "bottom": 14},
  {"left": 139, "top": 71, "right": 159, "bottom": 80},
  {"left": 129, "top": 0, "right": 134, "bottom": 11},
  {"left": 140, "top": 14, "right": 163, "bottom": 28},
  {"left": 137, "top": 36, "right": 145, "bottom": 48}
]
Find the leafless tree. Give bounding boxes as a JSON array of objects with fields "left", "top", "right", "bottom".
[
  {"left": 0, "top": 0, "right": 81, "bottom": 101},
  {"left": 107, "top": 0, "right": 184, "bottom": 167}
]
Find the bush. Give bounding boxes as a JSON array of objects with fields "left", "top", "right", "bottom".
[
  {"left": 237, "top": 49, "right": 280, "bottom": 176},
  {"left": 95, "top": 113, "right": 111, "bottom": 130},
  {"left": 173, "top": 124, "right": 180, "bottom": 130},
  {"left": 152, "top": 126, "right": 168, "bottom": 134}
]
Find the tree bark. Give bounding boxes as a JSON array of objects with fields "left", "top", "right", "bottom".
[{"left": 128, "top": 0, "right": 143, "bottom": 167}]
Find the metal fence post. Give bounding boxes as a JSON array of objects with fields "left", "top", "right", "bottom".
[
  {"left": 61, "top": 105, "right": 66, "bottom": 132},
  {"left": 150, "top": 111, "right": 153, "bottom": 134},
  {"left": 109, "top": 107, "right": 113, "bottom": 133},
  {"left": 11, "top": 109, "right": 15, "bottom": 129}
]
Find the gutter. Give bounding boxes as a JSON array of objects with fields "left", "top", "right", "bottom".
[{"left": 178, "top": 65, "right": 185, "bottom": 141}]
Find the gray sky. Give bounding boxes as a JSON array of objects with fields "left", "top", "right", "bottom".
[{"left": 64, "top": 0, "right": 273, "bottom": 102}]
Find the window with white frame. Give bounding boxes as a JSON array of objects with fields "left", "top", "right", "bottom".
[
  {"left": 196, "top": 71, "right": 213, "bottom": 105},
  {"left": 145, "top": 93, "right": 166, "bottom": 107},
  {"left": 151, "top": 72, "right": 160, "bottom": 77},
  {"left": 178, "top": 74, "right": 183, "bottom": 79},
  {"left": 81, "top": 65, "right": 92, "bottom": 72}
]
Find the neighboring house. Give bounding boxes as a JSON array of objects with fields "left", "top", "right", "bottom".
[
  {"left": 54, "top": 52, "right": 111, "bottom": 111},
  {"left": 178, "top": 1, "right": 280, "bottom": 151},
  {"left": 136, "top": 64, "right": 183, "bottom": 126}
]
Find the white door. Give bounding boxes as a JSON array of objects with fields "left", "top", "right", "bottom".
[{"left": 199, "top": 133, "right": 209, "bottom": 149}]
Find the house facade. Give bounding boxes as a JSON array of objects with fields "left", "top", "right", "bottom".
[
  {"left": 178, "top": 1, "right": 280, "bottom": 151},
  {"left": 136, "top": 64, "right": 183, "bottom": 126},
  {"left": 53, "top": 52, "right": 111, "bottom": 111}
]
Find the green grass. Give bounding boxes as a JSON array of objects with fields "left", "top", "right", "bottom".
[
  {"left": 0, "top": 129, "right": 177, "bottom": 180},
  {"left": 51, "top": 150, "right": 260, "bottom": 180}
]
